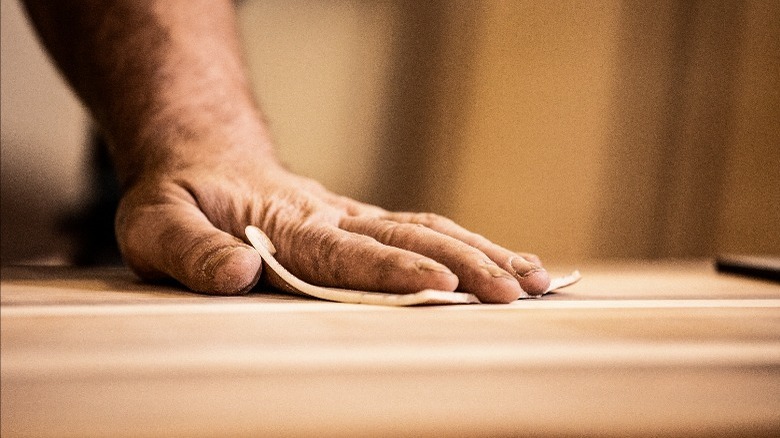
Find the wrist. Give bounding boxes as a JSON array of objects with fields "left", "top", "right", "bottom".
[{"left": 108, "top": 113, "right": 278, "bottom": 189}]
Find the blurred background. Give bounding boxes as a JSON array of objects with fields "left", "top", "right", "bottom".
[{"left": 2, "top": 0, "right": 778, "bottom": 267}]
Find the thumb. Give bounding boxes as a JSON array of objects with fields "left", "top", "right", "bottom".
[{"left": 116, "top": 199, "right": 262, "bottom": 295}]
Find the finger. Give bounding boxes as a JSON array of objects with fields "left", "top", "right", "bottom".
[
  {"left": 324, "top": 192, "right": 387, "bottom": 217},
  {"left": 273, "top": 223, "right": 458, "bottom": 294},
  {"left": 339, "top": 216, "right": 525, "bottom": 303},
  {"left": 517, "top": 252, "right": 543, "bottom": 266},
  {"left": 116, "top": 200, "right": 262, "bottom": 295},
  {"left": 383, "top": 212, "right": 550, "bottom": 295}
]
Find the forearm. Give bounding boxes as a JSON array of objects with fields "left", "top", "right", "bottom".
[{"left": 23, "top": 0, "right": 273, "bottom": 186}]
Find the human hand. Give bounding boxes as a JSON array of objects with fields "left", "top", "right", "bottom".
[
  {"left": 24, "top": 0, "right": 549, "bottom": 303},
  {"left": 115, "top": 148, "right": 550, "bottom": 304}
]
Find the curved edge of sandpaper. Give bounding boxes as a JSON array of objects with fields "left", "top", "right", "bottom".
[{"left": 246, "top": 225, "right": 580, "bottom": 306}]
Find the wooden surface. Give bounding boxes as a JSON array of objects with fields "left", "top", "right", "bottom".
[{"left": 2, "top": 262, "right": 779, "bottom": 437}]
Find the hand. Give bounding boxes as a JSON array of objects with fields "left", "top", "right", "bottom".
[
  {"left": 115, "top": 147, "right": 550, "bottom": 304},
  {"left": 23, "top": 0, "right": 549, "bottom": 303}
]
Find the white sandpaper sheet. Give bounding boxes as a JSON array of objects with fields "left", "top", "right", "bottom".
[{"left": 245, "top": 226, "right": 581, "bottom": 306}]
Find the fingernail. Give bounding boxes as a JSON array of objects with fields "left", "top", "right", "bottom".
[
  {"left": 415, "top": 259, "right": 453, "bottom": 274},
  {"left": 509, "top": 256, "right": 543, "bottom": 278},
  {"left": 480, "top": 260, "right": 514, "bottom": 279}
]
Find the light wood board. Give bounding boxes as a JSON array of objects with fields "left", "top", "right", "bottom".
[{"left": 2, "top": 262, "right": 779, "bottom": 437}]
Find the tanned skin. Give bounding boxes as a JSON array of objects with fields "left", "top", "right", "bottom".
[{"left": 23, "top": 0, "right": 549, "bottom": 303}]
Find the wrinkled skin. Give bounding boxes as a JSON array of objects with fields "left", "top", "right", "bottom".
[
  {"left": 25, "top": 0, "right": 550, "bottom": 303},
  {"left": 116, "top": 147, "right": 550, "bottom": 303}
]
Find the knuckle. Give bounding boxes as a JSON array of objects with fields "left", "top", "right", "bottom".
[
  {"left": 521, "top": 253, "right": 542, "bottom": 264},
  {"left": 375, "top": 221, "right": 405, "bottom": 245},
  {"left": 376, "top": 221, "right": 428, "bottom": 246},
  {"left": 411, "top": 212, "right": 445, "bottom": 228}
]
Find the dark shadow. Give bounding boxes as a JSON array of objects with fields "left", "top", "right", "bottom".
[
  {"left": 0, "top": 137, "right": 77, "bottom": 264},
  {"left": 60, "top": 130, "right": 123, "bottom": 266}
]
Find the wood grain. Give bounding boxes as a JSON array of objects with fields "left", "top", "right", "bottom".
[{"left": 2, "top": 262, "right": 779, "bottom": 437}]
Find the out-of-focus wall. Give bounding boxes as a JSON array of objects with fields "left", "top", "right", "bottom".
[
  {"left": 433, "top": 0, "right": 779, "bottom": 263},
  {"left": 715, "top": 0, "right": 780, "bottom": 256},
  {"left": 441, "top": 1, "right": 623, "bottom": 263},
  {"left": 1, "top": 0, "right": 88, "bottom": 264},
  {"left": 2, "top": 0, "right": 777, "bottom": 266},
  {"left": 586, "top": 0, "right": 780, "bottom": 261},
  {"left": 237, "top": 1, "right": 401, "bottom": 202}
]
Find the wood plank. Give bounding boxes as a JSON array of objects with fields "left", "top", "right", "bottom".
[{"left": 2, "top": 262, "right": 779, "bottom": 437}]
